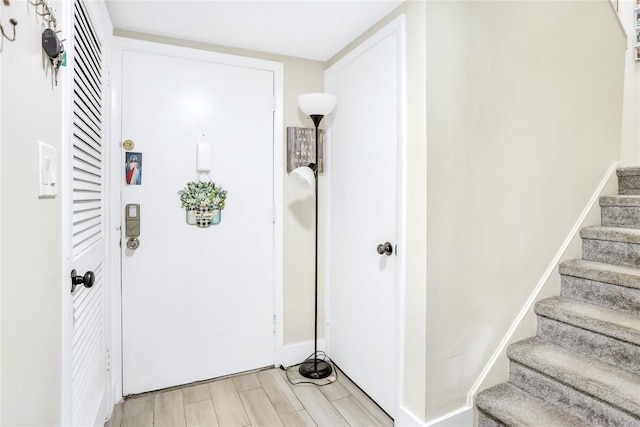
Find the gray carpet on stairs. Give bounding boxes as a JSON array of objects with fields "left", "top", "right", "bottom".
[{"left": 475, "top": 167, "right": 640, "bottom": 427}]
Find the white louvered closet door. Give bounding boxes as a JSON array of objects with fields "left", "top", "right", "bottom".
[{"left": 68, "top": 0, "right": 106, "bottom": 425}]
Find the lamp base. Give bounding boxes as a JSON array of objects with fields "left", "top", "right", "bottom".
[{"left": 298, "top": 359, "right": 333, "bottom": 379}]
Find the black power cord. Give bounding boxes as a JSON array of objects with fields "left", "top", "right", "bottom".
[{"left": 279, "top": 351, "right": 340, "bottom": 387}]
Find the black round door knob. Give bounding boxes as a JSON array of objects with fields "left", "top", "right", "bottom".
[
  {"left": 376, "top": 242, "right": 393, "bottom": 256},
  {"left": 70, "top": 269, "right": 95, "bottom": 293}
]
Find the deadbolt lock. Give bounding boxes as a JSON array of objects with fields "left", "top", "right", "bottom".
[{"left": 126, "top": 237, "right": 140, "bottom": 250}]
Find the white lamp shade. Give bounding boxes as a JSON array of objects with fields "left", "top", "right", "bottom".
[
  {"left": 298, "top": 93, "right": 337, "bottom": 116},
  {"left": 291, "top": 166, "right": 316, "bottom": 188}
]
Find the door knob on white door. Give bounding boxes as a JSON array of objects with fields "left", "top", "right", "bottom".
[
  {"left": 376, "top": 242, "right": 393, "bottom": 256},
  {"left": 70, "top": 269, "right": 95, "bottom": 293}
]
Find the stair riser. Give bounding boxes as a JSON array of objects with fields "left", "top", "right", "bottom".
[
  {"left": 582, "top": 239, "right": 640, "bottom": 268},
  {"left": 601, "top": 206, "right": 640, "bottom": 229},
  {"left": 509, "top": 361, "right": 640, "bottom": 426},
  {"left": 477, "top": 411, "right": 505, "bottom": 427},
  {"left": 537, "top": 316, "right": 640, "bottom": 376},
  {"left": 561, "top": 275, "right": 640, "bottom": 312},
  {"left": 619, "top": 175, "right": 640, "bottom": 195}
]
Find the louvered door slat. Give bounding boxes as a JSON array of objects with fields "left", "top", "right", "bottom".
[
  {"left": 74, "top": 1, "right": 102, "bottom": 57},
  {"left": 73, "top": 180, "right": 101, "bottom": 193},
  {"left": 73, "top": 105, "right": 101, "bottom": 144},
  {"left": 72, "top": 190, "right": 101, "bottom": 202},
  {"left": 73, "top": 226, "right": 101, "bottom": 251},
  {"left": 72, "top": 199, "right": 101, "bottom": 213},
  {"left": 73, "top": 216, "right": 102, "bottom": 238},
  {"left": 73, "top": 80, "right": 101, "bottom": 120},
  {"left": 73, "top": 299, "right": 101, "bottom": 360},
  {"left": 73, "top": 215, "right": 101, "bottom": 236},
  {"left": 70, "top": 1, "right": 105, "bottom": 425},
  {"left": 73, "top": 98, "right": 102, "bottom": 140},
  {"left": 72, "top": 156, "right": 100, "bottom": 177},
  {"left": 73, "top": 94, "right": 101, "bottom": 129},
  {"left": 72, "top": 174, "right": 100, "bottom": 191},
  {"left": 72, "top": 118, "right": 101, "bottom": 153},
  {"left": 74, "top": 27, "right": 102, "bottom": 82},
  {"left": 72, "top": 149, "right": 101, "bottom": 178},
  {"left": 73, "top": 16, "right": 102, "bottom": 100},
  {"left": 73, "top": 126, "right": 101, "bottom": 155},
  {"left": 73, "top": 168, "right": 101, "bottom": 184},
  {"left": 73, "top": 170, "right": 101, "bottom": 189},
  {"left": 73, "top": 289, "right": 102, "bottom": 355}
]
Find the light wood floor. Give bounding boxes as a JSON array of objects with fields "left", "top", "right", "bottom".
[{"left": 106, "top": 367, "right": 394, "bottom": 427}]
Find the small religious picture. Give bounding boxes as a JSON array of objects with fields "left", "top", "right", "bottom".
[{"left": 125, "top": 152, "right": 142, "bottom": 185}]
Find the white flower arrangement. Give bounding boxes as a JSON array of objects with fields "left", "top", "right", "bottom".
[{"left": 178, "top": 181, "right": 227, "bottom": 210}]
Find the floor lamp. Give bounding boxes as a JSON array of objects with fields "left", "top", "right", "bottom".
[{"left": 291, "top": 92, "right": 337, "bottom": 379}]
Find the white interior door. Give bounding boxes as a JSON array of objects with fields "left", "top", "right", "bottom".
[
  {"left": 120, "top": 49, "right": 276, "bottom": 395},
  {"left": 325, "top": 18, "right": 405, "bottom": 417},
  {"left": 65, "top": 0, "right": 108, "bottom": 425}
]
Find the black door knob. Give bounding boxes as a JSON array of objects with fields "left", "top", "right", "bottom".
[
  {"left": 376, "top": 242, "right": 393, "bottom": 256},
  {"left": 70, "top": 269, "right": 95, "bottom": 293}
]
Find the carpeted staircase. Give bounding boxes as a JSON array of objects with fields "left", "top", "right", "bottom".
[{"left": 475, "top": 167, "right": 640, "bottom": 426}]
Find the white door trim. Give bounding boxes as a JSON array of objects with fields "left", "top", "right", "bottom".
[
  {"left": 107, "top": 37, "right": 284, "bottom": 403},
  {"left": 324, "top": 14, "right": 407, "bottom": 417}
]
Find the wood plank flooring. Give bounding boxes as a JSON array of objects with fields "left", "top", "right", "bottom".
[{"left": 106, "top": 367, "right": 393, "bottom": 427}]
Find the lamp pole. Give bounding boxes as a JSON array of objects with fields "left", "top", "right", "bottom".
[
  {"left": 298, "top": 114, "right": 333, "bottom": 380},
  {"left": 312, "top": 114, "right": 322, "bottom": 374}
]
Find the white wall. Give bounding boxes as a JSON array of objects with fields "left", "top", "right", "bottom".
[
  {"left": 0, "top": 1, "right": 65, "bottom": 424},
  {"left": 620, "top": 0, "right": 640, "bottom": 165},
  {"left": 424, "top": 0, "right": 625, "bottom": 421},
  {"left": 474, "top": 163, "right": 620, "bottom": 401}
]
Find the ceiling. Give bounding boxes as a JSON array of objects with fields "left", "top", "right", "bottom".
[{"left": 104, "top": 0, "right": 404, "bottom": 62}]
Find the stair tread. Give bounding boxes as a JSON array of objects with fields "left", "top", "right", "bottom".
[
  {"left": 559, "top": 259, "right": 640, "bottom": 290},
  {"left": 476, "top": 383, "right": 585, "bottom": 427},
  {"left": 535, "top": 296, "right": 640, "bottom": 345},
  {"left": 617, "top": 167, "right": 640, "bottom": 177},
  {"left": 508, "top": 337, "right": 640, "bottom": 417},
  {"left": 600, "top": 195, "right": 640, "bottom": 207},
  {"left": 580, "top": 226, "right": 640, "bottom": 244}
]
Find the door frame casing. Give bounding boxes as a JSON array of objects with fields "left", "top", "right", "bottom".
[
  {"left": 107, "top": 37, "right": 284, "bottom": 403},
  {"left": 323, "top": 15, "right": 407, "bottom": 417}
]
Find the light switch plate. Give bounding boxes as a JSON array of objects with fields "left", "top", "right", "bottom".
[{"left": 38, "top": 141, "right": 57, "bottom": 198}]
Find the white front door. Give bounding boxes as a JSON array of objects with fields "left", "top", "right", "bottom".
[
  {"left": 64, "top": 0, "right": 109, "bottom": 425},
  {"left": 325, "top": 18, "right": 405, "bottom": 417},
  {"left": 120, "top": 48, "right": 277, "bottom": 395}
]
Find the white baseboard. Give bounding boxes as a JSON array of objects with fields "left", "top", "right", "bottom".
[
  {"left": 395, "top": 406, "right": 427, "bottom": 427},
  {"left": 391, "top": 405, "right": 474, "bottom": 427},
  {"left": 276, "top": 340, "right": 326, "bottom": 368},
  {"left": 426, "top": 407, "right": 474, "bottom": 427}
]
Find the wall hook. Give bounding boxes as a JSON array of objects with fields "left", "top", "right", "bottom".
[
  {"left": 28, "top": 0, "right": 57, "bottom": 30},
  {"left": 0, "top": 18, "right": 17, "bottom": 42}
]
